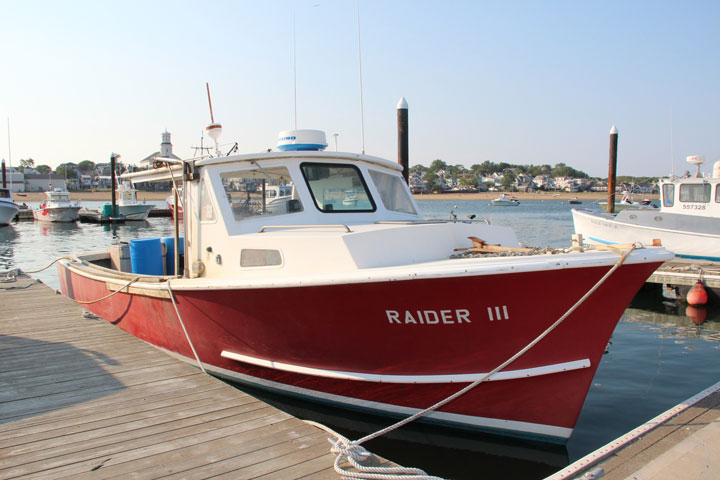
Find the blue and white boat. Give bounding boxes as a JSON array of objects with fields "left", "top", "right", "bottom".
[{"left": 572, "top": 156, "right": 720, "bottom": 262}]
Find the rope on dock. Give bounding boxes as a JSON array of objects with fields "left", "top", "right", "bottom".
[
  {"left": 167, "top": 279, "right": 206, "bottom": 374},
  {"left": 303, "top": 420, "right": 442, "bottom": 480},
  {"left": 327, "top": 245, "right": 638, "bottom": 479}
]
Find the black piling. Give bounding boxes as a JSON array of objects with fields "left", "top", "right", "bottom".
[
  {"left": 2, "top": 159, "right": 6, "bottom": 188},
  {"left": 607, "top": 126, "right": 618, "bottom": 214},
  {"left": 397, "top": 97, "right": 409, "bottom": 184},
  {"left": 110, "top": 153, "right": 119, "bottom": 216}
]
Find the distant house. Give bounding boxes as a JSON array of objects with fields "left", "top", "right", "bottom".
[
  {"left": 2, "top": 167, "right": 25, "bottom": 192},
  {"left": 23, "top": 174, "right": 67, "bottom": 192}
]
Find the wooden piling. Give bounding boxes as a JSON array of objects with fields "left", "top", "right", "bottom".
[
  {"left": 607, "top": 126, "right": 618, "bottom": 214},
  {"left": 397, "top": 97, "right": 409, "bottom": 184}
]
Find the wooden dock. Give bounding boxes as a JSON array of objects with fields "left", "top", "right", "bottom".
[
  {"left": 0, "top": 275, "right": 396, "bottom": 479},
  {"left": 547, "top": 383, "right": 720, "bottom": 480},
  {"left": 648, "top": 259, "right": 720, "bottom": 288}
]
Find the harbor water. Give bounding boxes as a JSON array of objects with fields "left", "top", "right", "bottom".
[{"left": 1, "top": 199, "right": 719, "bottom": 479}]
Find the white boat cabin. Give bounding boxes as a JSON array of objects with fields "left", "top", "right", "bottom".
[
  {"left": 658, "top": 176, "right": 720, "bottom": 219},
  {"left": 124, "top": 131, "right": 519, "bottom": 280}
]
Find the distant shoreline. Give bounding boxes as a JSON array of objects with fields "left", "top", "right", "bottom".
[{"left": 11, "top": 190, "right": 659, "bottom": 203}]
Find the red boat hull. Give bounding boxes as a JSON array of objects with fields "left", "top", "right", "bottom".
[{"left": 58, "top": 260, "right": 660, "bottom": 442}]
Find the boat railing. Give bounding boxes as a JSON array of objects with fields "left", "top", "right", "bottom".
[{"left": 259, "top": 224, "right": 353, "bottom": 233}]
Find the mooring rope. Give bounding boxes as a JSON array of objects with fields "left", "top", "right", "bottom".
[
  {"left": 167, "top": 279, "right": 206, "bottom": 374},
  {"left": 73, "top": 277, "right": 141, "bottom": 305},
  {"left": 327, "top": 245, "right": 637, "bottom": 480}
]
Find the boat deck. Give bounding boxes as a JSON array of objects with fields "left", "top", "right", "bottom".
[{"left": 0, "top": 274, "right": 396, "bottom": 479}]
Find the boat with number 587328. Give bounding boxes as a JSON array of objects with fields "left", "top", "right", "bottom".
[{"left": 57, "top": 127, "right": 672, "bottom": 443}]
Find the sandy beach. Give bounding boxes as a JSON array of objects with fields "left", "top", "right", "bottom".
[{"left": 11, "top": 190, "right": 658, "bottom": 203}]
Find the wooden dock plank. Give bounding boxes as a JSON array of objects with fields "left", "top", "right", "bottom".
[{"left": 0, "top": 274, "right": 395, "bottom": 479}]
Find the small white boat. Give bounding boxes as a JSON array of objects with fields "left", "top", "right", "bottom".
[
  {"left": 598, "top": 192, "right": 657, "bottom": 212},
  {"left": 492, "top": 194, "right": 519, "bottom": 206},
  {"left": 0, "top": 187, "right": 19, "bottom": 225},
  {"left": 573, "top": 156, "right": 720, "bottom": 261},
  {"left": 108, "top": 181, "right": 154, "bottom": 220},
  {"left": 32, "top": 189, "right": 81, "bottom": 222}
]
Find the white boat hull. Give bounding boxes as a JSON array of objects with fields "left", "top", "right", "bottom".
[
  {"left": 0, "top": 201, "right": 19, "bottom": 225},
  {"left": 119, "top": 203, "right": 154, "bottom": 220},
  {"left": 572, "top": 208, "right": 720, "bottom": 261},
  {"left": 33, "top": 206, "right": 81, "bottom": 222}
]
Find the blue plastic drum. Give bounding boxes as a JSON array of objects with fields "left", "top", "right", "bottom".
[{"left": 130, "top": 238, "right": 164, "bottom": 275}]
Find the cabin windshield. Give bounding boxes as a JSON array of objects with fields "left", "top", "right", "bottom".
[
  {"left": 300, "top": 163, "right": 375, "bottom": 213},
  {"left": 52, "top": 194, "right": 70, "bottom": 202},
  {"left": 368, "top": 170, "right": 417, "bottom": 214},
  {"left": 0, "top": 190, "right": 10, "bottom": 199},
  {"left": 220, "top": 166, "right": 303, "bottom": 221}
]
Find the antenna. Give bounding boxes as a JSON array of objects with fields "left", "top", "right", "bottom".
[
  {"left": 293, "top": 12, "right": 298, "bottom": 129},
  {"left": 670, "top": 107, "right": 675, "bottom": 178},
  {"left": 357, "top": 0, "right": 366, "bottom": 154},
  {"left": 206, "top": 83, "right": 215, "bottom": 123},
  {"left": 204, "top": 83, "right": 223, "bottom": 156}
]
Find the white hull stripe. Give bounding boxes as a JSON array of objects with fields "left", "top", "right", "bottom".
[
  {"left": 220, "top": 350, "right": 590, "bottom": 384},
  {"left": 157, "top": 347, "right": 574, "bottom": 441}
]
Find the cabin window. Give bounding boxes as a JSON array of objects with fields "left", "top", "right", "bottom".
[
  {"left": 0, "top": 190, "right": 9, "bottom": 199},
  {"left": 300, "top": 163, "right": 376, "bottom": 213},
  {"left": 679, "top": 183, "right": 711, "bottom": 203},
  {"left": 716, "top": 185, "right": 720, "bottom": 203},
  {"left": 240, "top": 249, "right": 282, "bottom": 267},
  {"left": 220, "top": 166, "right": 302, "bottom": 221},
  {"left": 662, "top": 184, "right": 674, "bottom": 207},
  {"left": 199, "top": 181, "right": 216, "bottom": 221},
  {"left": 369, "top": 170, "right": 417, "bottom": 214}
]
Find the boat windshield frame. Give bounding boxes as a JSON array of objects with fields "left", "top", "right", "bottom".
[{"left": 300, "top": 162, "right": 377, "bottom": 214}]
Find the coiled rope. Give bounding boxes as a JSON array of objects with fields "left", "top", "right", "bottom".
[{"left": 327, "top": 245, "right": 637, "bottom": 480}]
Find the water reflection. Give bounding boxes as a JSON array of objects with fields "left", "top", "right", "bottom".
[{"left": 0, "top": 226, "right": 19, "bottom": 271}]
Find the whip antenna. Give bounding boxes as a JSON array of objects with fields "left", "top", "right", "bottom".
[
  {"left": 357, "top": 0, "right": 365, "bottom": 154},
  {"left": 205, "top": 83, "right": 222, "bottom": 156}
]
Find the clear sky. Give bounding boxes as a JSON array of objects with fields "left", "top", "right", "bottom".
[{"left": 1, "top": 0, "right": 718, "bottom": 178}]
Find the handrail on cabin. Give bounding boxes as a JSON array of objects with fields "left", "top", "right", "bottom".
[{"left": 259, "top": 224, "right": 352, "bottom": 233}]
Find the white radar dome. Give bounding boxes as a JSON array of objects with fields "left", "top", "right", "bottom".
[
  {"left": 686, "top": 155, "right": 705, "bottom": 166},
  {"left": 713, "top": 161, "right": 720, "bottom": 179},
  {"left": 277, "top": 130, "right": 328, "bottom": 151}
]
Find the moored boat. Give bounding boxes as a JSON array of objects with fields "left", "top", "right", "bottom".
[
  {"left": 0, "top": 187, "right": 20, "bottom": 225},
  {"left": 573, "top": 156, "right": 720, "bottom": 262},
  {"left": 32, "top": 188, "right": 81, "bottom": 222},
  {"left": 106, "top": 181, "right": 154, "bottom": 220},
  {"left": 57, "top": 127, "right": 672, "bottom": 443},
  {"left": 491, "top": 193, "right": 519, "bottom": 206}
]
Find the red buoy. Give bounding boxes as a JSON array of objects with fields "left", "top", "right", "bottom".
[{"left": 687, "top": 281, "right": 708, "bottom": 306}]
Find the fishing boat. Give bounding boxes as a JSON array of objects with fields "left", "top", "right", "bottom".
[
  {"left": 0, "top": 187, "right": 19, "bottom": 225},
  {"left": 57, "top": 127, "right": 672, "bottom": 444},
  {"left": 573, "top": 156, "right": 720, "bottom": 262},
  {"left": 491, "top": 193, "right": 519, "bottom": 206},
  {"left": 568, "top": 197, "right": 582, "bottom": 205},
  {"left": 33, "top": 188, "right": 81, "bottom": 222},
  {"left": 106, "top": 181, "right": 154, "bottom": 220}
]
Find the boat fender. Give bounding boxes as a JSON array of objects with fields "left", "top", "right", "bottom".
[{"left": 686, "top": 281, "right": 708, "bottom": 306}]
